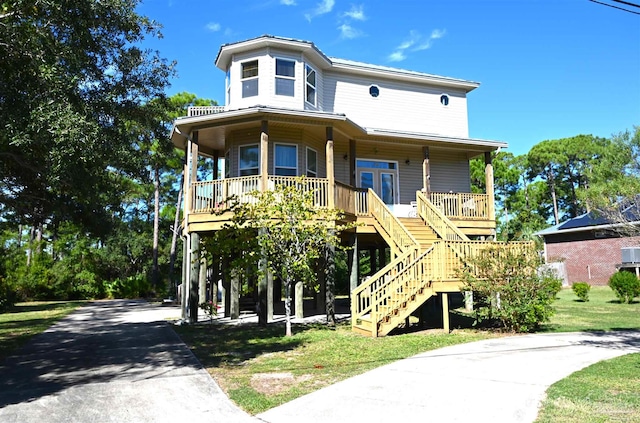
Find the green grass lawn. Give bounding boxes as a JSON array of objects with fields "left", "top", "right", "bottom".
[
  {"left": 534, "top": 285, "right": 640, "bottom": 422},
  {"left": 0, "top": 301, "right": 85, "bottom": 362},
  {"left": 175, "top": 322, "right": 496, "bottom": 415},
  {"left": 541, "top": 286, "right": 640, "bottom": 332}
]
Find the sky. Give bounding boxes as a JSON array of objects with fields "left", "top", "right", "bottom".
[{"left": 136, "top": 0, "right": 640, "bottom": 156}]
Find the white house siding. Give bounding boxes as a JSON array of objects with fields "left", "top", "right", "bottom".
[
  {"left": 225, "top": 126, "right": 330, "bottom": 178},
  {"left": 430, "top": 149, "right": 471, "bottom": 193},
  {"left": 323, "top": 72, "right": 469, "bottom": 138}
]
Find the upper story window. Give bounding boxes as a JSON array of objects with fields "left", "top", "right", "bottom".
[
  {"left": 305, "top": 64, "right": 317, "bottom": 106},
  {"left": 275, "top": 144, "right": 297, "bottom": 176},
  {"left": 440, "top": 94, "right": 449, "bottom": 106},
  {"left": 369, "top": 85, "right": 380, "bottom": 97},
  {"left": 306, "top": 147, "right": 317, "bottom": 177},
  {"left": 275, "top": 58, "right": 295, "bottom": 97},
  {"left": 239, "top": 144, "right": 259, "bottom": 176},
  {"left": 241, "top": 60, "right": 259, "bottom": 98}
]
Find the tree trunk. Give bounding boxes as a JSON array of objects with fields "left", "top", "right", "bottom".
[
  {"left": 325, "top": 243, "right": 336, "bottom": 326},
  {"left": 548, "top": 168, "right": 560, "bottom": 225},
  {"left": 168, "top": 170, "right": 184, "bottom": 298},
  {"left": 152, "top": 164, "right": 160, "bottom": 292},
  {"left": 284, "top": 280, "right": 292, "bottom": 336}
]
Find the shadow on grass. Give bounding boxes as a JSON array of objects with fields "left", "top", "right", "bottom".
[
  {"left": 4, "top": 301, "right": 85, "bottom": 314},
  {"left": 174, "top": 321, "right": 331, "bottom": 369}
]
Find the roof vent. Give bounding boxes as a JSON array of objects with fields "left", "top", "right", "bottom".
[{"left": 621, "top": 247, "right": 640, "bottom": 264}]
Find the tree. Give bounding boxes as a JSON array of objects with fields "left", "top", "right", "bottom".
[
  {"left": 230, "top": 178, "right": 351, "bottom": 336},
  {"left": 0, "top": 0, "right": 173, "bottom": 235},
  {"left": 461, "top": 244, "right": 562, "bottom": 332}
]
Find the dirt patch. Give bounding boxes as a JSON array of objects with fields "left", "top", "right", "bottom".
[{"left": 250, "top": 372, "right": 312, "bottom": 395}]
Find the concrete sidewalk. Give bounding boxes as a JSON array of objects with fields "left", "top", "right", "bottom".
[
  {"left": 0, "top": 300, "right": 256, "bottom": 423},
  {"left": 258, "top": 330, "right": 640, "bottom": 423}
]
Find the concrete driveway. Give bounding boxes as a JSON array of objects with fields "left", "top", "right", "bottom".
[
  {"left": 1, "top": 300, "right": 638, "bottom": 423},
  {"left": 0, "top": 300, "right": 255, "bottom": 423}
]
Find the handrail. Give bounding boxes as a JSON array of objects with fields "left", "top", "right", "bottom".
[
  {"left": 368, "top": 189, "right": 420, "bottom": 253},
  {"left": 416, "top": 191, "right": 469, "bottom": 242},
  {"left": 187, "top": 106, "right": 225, "bottom": 117},
  {"left": 354, "top": 188, "right": 369, "bottom": 216},
  {"left": 429, "top": 192, "right": 490, "bottom": 220}
]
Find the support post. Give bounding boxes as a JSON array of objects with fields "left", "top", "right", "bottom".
[
  {"left": 230, "top": 271, "right": 240, "bottom": 320},
  {"left": 261, "top": 121, "right": 269, "bottom": 192},
  {"left": 348, "top": 233, "right": 359, "bottom": 292},
  {"left": 378, "top": 247, "right": 386, "bottom": 268},
  {"left": 213, "top": 150, "right": 219, "bottom": 180},
  {"left": 267, "top": 270, "right": 274, "bottom": 322},
  {"left": 188, "top": 233, "right": 200, "bottom": 324},
  {"left": 485, "top": 151, "right": 495, "bottom": 222},
  {"left": 316, "top": 259, "right": 326, "bottom": 311},
  {"left": 222, "top": 256, "right": 231, "bottom": 318},
  {"left": 258, "top": 238, "right": 268, "bottom": 326},
  {"left": 326, "top": 127, "right": 335, "bottom": 209},
  {"left": 422, "top": 146, "right": 431, "bottom": 196},
  {"left": 349, "top": 139, "right": 356, "bottom": 187},
  {"left": 198, "top": 256, "right": 207, "bottom": 306},
  {"left": 442, "top": 292, "right": 450, "bottom": 333},
  {"left": 181, "top": 236, "right": 188, "bottom": 319},
  {"left": 369, "top": 248, "right": 377, "bottom": 273}
]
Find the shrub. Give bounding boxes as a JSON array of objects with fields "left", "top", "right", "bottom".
[
  {"left": 572, "top": 282, "right": 591, "bottom": 302},
  {"left": 608, "top": 271, "right": 640, "bottom": 304},
  {"left": 105, "top": 275, "right": 150, "bottom": 299},
  {"left": 461, "top": 244, "right": 562, "bottom": 332}
]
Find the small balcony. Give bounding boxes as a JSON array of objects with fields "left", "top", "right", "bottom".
[{"left": 187, "top": 106, "right": 226, "bottom": 117}]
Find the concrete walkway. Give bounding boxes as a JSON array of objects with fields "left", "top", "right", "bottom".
[
  {"left": 1, "top": 300, "right": 638, "bottom": 423},
  {"left": 258, "top": 330, "right": 640, "bottom": 423},
  {"left": 0, "top": 300, "right": 256, "bottom": 423}
]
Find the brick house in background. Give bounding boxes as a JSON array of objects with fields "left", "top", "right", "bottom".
[{"left": 537, "top": 208, "right": 640, "bottom": 286}]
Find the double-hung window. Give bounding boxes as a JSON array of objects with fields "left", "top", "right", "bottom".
[
  {"left": 275, "top": 144, "right": 297, "bottom": 176},
  {"left": 275, "top": 58, "right": 295, "bottom": 97},
  {"left": 305, "top": 64, "right": 316, "bottom": 106},
  {"left": 241, "top": 60, "right": 258, "bottom": 98},
  {"left": 239, "top": 144, "right": 259, "bottom": 176},
  {"left": 306, "top": 147, "right": 317, "bottom": 177}
]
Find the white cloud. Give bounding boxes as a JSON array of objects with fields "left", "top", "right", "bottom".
[
  {"left": 206, "top": 22, "right": 221, "bottom": 32},
  {"left": 343, "top": 4, "right": 366, "bottom": 21},
  {"left": 388, "top": 29, "right": 446, "bottom": 61},
  {"left": 338, "top": 24, "right": 363, "bottom": 39},
  {"left": 388, "top": 51, "right": 406, "bottom": 62},
  {"left": 280, "top": 0, "right": 296, "bottom": 5},
  {"left": 430, "top": 29, "right": 446, "bottom": 40},
  {"left": 305, "top": 0, "right": 335, "bottom": 21}
]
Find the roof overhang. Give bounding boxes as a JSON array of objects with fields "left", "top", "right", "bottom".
[
  {"left": 360, "top": 128, "right": 507, "bottom": 152},
  {"left": 535, "top": 221, "right": 640, "bottom": 237},
  {"left": 215, "top": 35, "right": 332, "bottom": 71}
]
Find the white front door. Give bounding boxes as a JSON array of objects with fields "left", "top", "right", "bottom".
[{"left": 357, "top": 159, "right": 399, "bottom": 205}]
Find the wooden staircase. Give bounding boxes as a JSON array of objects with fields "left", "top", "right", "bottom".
[{"left": 351, "top": 189, "right": 533, "bottom": 337}]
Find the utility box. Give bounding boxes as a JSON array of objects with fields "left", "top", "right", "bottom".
[{"left": 621, "top": 247, "right": 640, "bottom": 264}]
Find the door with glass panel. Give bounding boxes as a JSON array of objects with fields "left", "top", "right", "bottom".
[{"left": 357, "top": 160, "right": 398, "bottom": 205}]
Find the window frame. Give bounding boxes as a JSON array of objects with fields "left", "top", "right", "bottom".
[
  {"left": 306, "top": 147, "right": 318, "bottom": 177},
  {"left": 305, "top": 64, "right": 317, "bottom": 106},
  {"left": 238, "top": 143, "right": 260, "bottom": 176},
  {"left": 274, "top": 143, "right": 298, "bottom": 176},
  {"left": 275, "top": 58, "right": 296, "bottom": 97},
  {"left": 241, "top": 60, "right": 259, "bottom": 98}
]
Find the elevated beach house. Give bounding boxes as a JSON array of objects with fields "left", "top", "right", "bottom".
[{"left": 171, "top": 35, "right": 521, "bottom": 337}]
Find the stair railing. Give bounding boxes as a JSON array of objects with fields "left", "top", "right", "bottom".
[
  {"left": 368, "top": 189, "right": 420, "bottom": 254},
  {"left": 416, "top": 191, "right": 469, "bottom": 242}
]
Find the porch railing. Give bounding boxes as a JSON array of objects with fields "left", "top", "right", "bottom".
[
  {"left": 416, "top": 191, "right": 468, "bottom": 242},
  {"left": 187, "top": 106, "right": 226, "bottom": 117},
  {"left": 368, "top": 189, "right": 420, "bottom": 254},
  {"left": 429, "top": 192, "right": 490, "bottom": 220},
  {"left": 191, "top": 176, "right": 359, "bottom": 215}
]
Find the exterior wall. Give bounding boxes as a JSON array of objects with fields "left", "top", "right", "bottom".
[
  {"left": 544, "top": 232, "right": 640, "bottom": 285},
  {"left": 226, "top": 48, "right": 324, "bottom": 112},
  {"left": 323, "top": 71, "right": 469, "bottom": 137}
]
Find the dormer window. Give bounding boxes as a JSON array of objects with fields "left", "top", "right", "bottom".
[
  {"left": 275, "top": 58, "right": 295, "bottom": 97},
  {"left": 305, "top": 64, "right": 317, "bottom": 106},
  {"left": 241, "top": 60, "right": 258, "bottom": 98}
]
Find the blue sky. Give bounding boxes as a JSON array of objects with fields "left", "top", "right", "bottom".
[{"left": 137, "top": 0, "right": 639, "bottom": 156}]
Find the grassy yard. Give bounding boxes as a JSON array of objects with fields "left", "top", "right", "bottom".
[
  {"left": 0, "top": 301, "right": 85, "bottom": 362},
  {"left": 174, "top": 322, "right": 496, "bottom": 415},
  {"left": 534, "top": 285, "right": 640, "bottom": 422},
  {"left": 541, "top": 285, "right": 640, "bottom": 332}
]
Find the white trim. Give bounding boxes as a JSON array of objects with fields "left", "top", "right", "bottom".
[
  {"left": 274, "top": 142, "right": 298, "bottom": 176},
  {"left": 274, "top": 57, "right": 296, "bottom": 97},
  {"left": 306, "top": 146, "right": 318, "bottom": 177},
  {"left": 238, "top": 143, "right": 260, "bottom": 176},
  {"left": 304, "top": 63, "right": 317, "bottom": 107}
]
